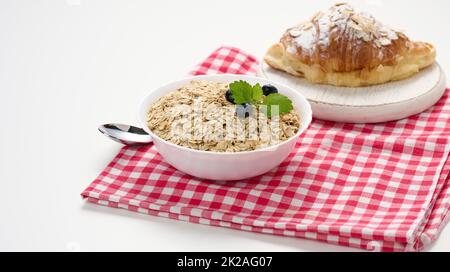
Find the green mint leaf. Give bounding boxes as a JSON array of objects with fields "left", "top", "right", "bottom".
[
  {"left": 262, "top": 93, "right": 293, "bottom": 118},
  {"left": 229, "top": 80, "right": 253, "bottom": 104},
  {"left": 229, "top": 81, "right": 293, "bottom": 117},
  {"left": 251, "top": 83, "right": 263, "bottom": 103}
]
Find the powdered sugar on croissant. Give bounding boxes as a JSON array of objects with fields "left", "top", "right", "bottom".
[{"left": 265, "top": 3, "right": 436, "bottom": 87}]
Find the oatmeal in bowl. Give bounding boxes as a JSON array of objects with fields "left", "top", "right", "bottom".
[
  {"left": 138, "top": 74, "right": 312, "bottom": 180},
  {"left": 147, "top": 80, "right": 301, "bottom": 152}
]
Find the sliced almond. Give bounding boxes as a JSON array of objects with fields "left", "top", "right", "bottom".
[
  {"left": 341, "top": 9, "right": 353, "bottom": 15},
  {"left": 379, "top": 38, "right": 391, "bottom": 46},
  {"left": 289, "top": 29, "right": 302, "bottom": 37},
  {"left": 374, "top": 40, "right": 381, "bottom": 48},
  {"left": 349, "top": 22, "right": 363, "bottom": 31},
  {"left": 303, "top": 24, "right": 313, "bottom": 31}
]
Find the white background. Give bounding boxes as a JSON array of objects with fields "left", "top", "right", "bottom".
[{"left": 1, "top": 0, "right": 449, "bottom": 252}]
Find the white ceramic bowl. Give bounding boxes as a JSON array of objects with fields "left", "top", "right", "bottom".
[{"left": 138, "top": 74, "right": 312, "bottom": 180}]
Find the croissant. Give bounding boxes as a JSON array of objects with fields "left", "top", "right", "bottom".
[{"left": 264, "top": 3, "right": 436, "bottom": 87}]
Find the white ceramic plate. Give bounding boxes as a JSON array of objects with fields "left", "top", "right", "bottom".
[{"left": 260, "top": 61, "right": 446, "bottom": 123}]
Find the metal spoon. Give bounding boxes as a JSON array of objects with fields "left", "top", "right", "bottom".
[{"left": 98, "top": 123, "right": 152, "bottom": 146}]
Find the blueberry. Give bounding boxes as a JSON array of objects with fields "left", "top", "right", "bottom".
[
  {"left": 262, "top": 85, "right": 278, "bottom": 96},
  {"left": 236, "top": 103, "right": 253, "bottom": 118},
  {"left": 225, "top": 89, "right": 235, "bottom": 104}
]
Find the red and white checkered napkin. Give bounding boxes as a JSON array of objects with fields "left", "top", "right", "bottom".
[{"left": 82, "top": 46, "right": 450, "bottom": 252}]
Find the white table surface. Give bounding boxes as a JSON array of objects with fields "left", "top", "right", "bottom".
[{"left": 1, "top": 0, "right": 449, "bottom": 252}]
